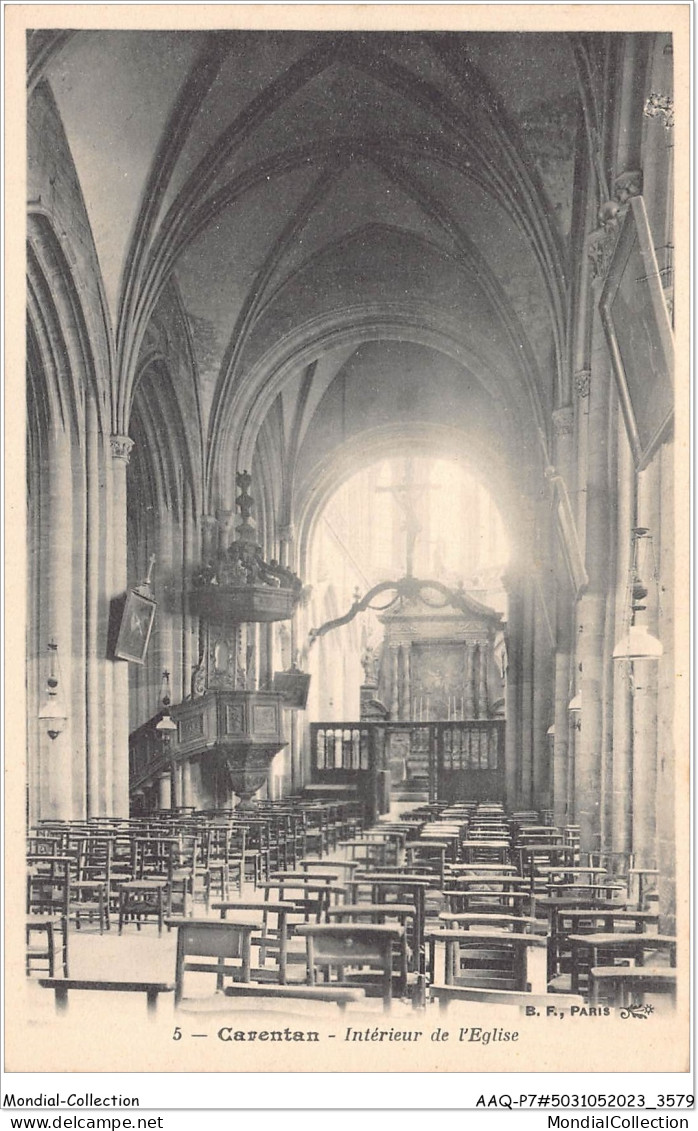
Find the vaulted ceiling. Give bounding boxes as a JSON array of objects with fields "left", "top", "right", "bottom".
[{"left": 32, "top": 29, "right": 587, "bottom": 519}]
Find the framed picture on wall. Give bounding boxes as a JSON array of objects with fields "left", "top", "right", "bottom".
[
  {"left": 599, "top": 194, "right": 674, "bottom": 471},
  {"left": 273, "top": 667, "right": 311, "bottom": 709},
  {"left": 114, "top": 588, "right": 156, "bottom": 664}
]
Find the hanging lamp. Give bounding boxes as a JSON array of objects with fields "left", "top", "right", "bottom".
[
  {"left": 38, "top": 640, "right": 67, "bottom": 740},
  {"left": 613, "top": 528, "right": 663, "bottom": 660}
]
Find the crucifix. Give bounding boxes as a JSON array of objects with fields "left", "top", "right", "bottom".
[{"left": 376, "top": 459, "right": 439, "bottom": 577}]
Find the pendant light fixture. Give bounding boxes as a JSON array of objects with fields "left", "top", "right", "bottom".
[
  {"left": 38, "top": 640, "right": 67, "bottom": 740},
  {"left": 613, "top": 528, "right": 663, "bottom": 660},
  {"left": 155, "top": 670, "right": 178, "bottom": 747}
]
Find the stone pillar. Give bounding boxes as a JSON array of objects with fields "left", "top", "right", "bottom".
[
  {"left": 181, "top": 493, "right": 197, "bottom": 703},
  {"left": 279, "top": 524, "right": 295, "bottom": 570},
  {"left": 656, "top": 441, "right": 676, "bottom": 931},
  {"left": 575, "top": 285, "right": 611, "bottom": 858},
  {"left": 157, "top": 511, "right": 174, "bottom": 684},
  {"left": 85, "top": 395, "right": 102, "bottom": 817},
  {"left": 519, "top": 584, "right": 535, "bottom": 808},
  {"left": 631, "top": 457, "right": 661, "bottom": 868},
  {"left": 599, "top": 392, "right": 619, "bottom": 854},
  {"left": 171, "top": 760, "right": 182, "bottom": 809},
  {"left": 551, "top": 407, "right": 575, "bottom": 823},
  {"left": 201, "top": 514, "right": 219, "bottom": 561},
  {"left": 504, "top": 579, "right": 523, "bottom": 808},
  {"left": 158, "top": 772, "right": 171, "bottom": 811},
  {"left": 42, "top": 427, "right": 75, "bottom": 820},
  {"left": 532, "top": 595, "right": 552, "bottom": 810},
  {"left": 181, "top": 759, "right": 192, "bottom": 809},
  {"left": 553, "top": 648, "right": 572, "bottom": 826},
  {"left": 611, "top": 420, "right": 635, "bottom": 864},
  {"left": 110, "top": 434, "right": 134, "bottom": 816}
]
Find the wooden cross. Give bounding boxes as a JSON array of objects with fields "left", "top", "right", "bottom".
[{"left": 375, "top": 459, "right": 439, "bottom": 577}]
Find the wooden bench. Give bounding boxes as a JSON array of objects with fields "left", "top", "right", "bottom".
[
  {"left": 39, "top": 978, "right": 174, "bottom": 1015},
  {"left": 224, "top": 983, "right": 365, "bottom": 1011}
]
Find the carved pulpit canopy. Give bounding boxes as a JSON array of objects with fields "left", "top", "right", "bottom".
[{"left": 190, "top": 471, "right": 304, "bottom": 623}]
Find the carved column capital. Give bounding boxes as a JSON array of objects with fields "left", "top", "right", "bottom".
[
  {"left": 552, "top": 407, "right": 574, "bottom": 436},
  {"left": 574, "top": 370, "right": 591, "bottom": 399},
  {"left": 110, "top": 434, "right": 134, "bottom": 464}
]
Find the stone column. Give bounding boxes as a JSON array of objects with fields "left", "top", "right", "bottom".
[
  {"left": 519, "top": 584, "right": 535, "bottom": 808},
  {"left": 552, "top": 408, "right": 575, "bottom": 825},
  {"left": 181, "top": 493, "right": 198, "bottom": 702},
  {"left": 171, "top": 760, "right": 182, "bottom": 809},
  {"left": 85, "top": 394, "right": 102, "bottom": 817},
  {"left": 42, "top": 427, "right": 75, "bottom": 820},
  {"left": 201, "top": 514, "right": 219, "bottom": 561},
  {"left": 181, "top": 759, "right": 192, "bottom": 809},
  {"left": 110, "top": 434, "right": 134, "bottom": 816},
  {"left": 631, "top": 457, "right": 661, "bottom": 868},
  {"left": 157, "top": 511, "right": 174, "bottom": 685},
  {"left": 611, "top": 419, "right": 635, "bottom": 863},
  {"left": 158, "top": 772, "right": 171, "bottom": 811},
  {"left": 553, "top": 647, "right": 572, "bottom": 826},
  {"left": 532, "top": 595, "right": 552, "bottom": 810},
  {"left": 575, "top": 284, "right": 611, "bottom": 858},
  {"left": 504, "top": 579, "right": 523, "bottom": 808},
  {"left": 656, "top": 441, "right": 676, "bottom": 931}
]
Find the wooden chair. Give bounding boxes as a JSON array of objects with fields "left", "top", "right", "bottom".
[
  {"left": 166, "top": 917, "right": 257, "bottom": 1004},
  {"left": 427, "top": 929, "right": 547, "bottom": 993},
  {"left": 327, "top": 903, "right": 417, "bottom": 996},
  {"left": 70, "top": 837, "right": 112, "bottom": 932},
  {"left": 546, "top": 906, "right": 660, "bottom": 983},
  {"left": 567, "top": 933, "right": 676, "bottom": 997},
  {"left": 295, "top": 922, "right": 404, "bottom": 1009},
  {"left": 26, "top": 860, "right": 70, "bottom": 977},
  {"left": 589, "top": 966, "right": 677, "bottom": 1008},
  {"left": 212, "top": 900, "right": 297, "bottom": 985}
]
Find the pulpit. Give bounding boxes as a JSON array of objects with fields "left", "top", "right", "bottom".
[
  {"left": 129, "top": 472, "right": 301, "bottom": 812},
  {"left": 169, "top": 690, "right": 287, "bottom": 808}
]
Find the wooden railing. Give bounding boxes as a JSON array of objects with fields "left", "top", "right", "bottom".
[{"left": 310, "top": 719, "right": 505, "bottom": 807}]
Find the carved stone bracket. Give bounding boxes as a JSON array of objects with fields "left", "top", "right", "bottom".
[
  {"left": 613, "top": 170, "right": 643, "bottom": 204},
  {"left": 110, "top": 434, "right": 134, "bottom": 464},
  {"left": 574, "top": 370, "right": 591, "bottom": 399},
  {"left": 587, "top": 171, "right": 643, "bottom": 280}
]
